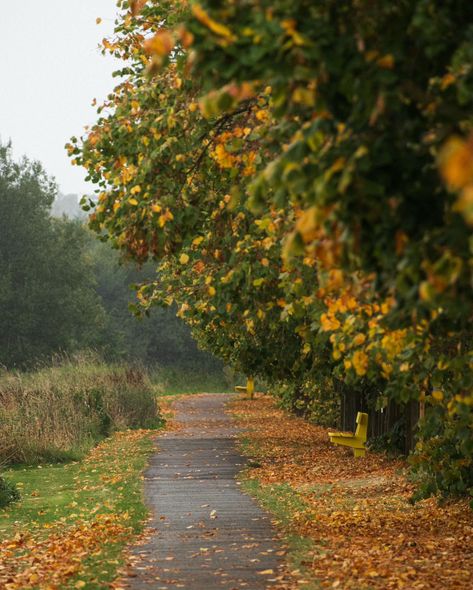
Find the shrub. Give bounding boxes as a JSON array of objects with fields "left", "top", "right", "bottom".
[
  {"left": 274, "top": 379, "right": 340, "bottom": 428},
  {"left": 0, "top": 355, "right": 162, "bottom": 465},
  {"left": 0, "top": 476, "right": 20, "bottom": 508}
]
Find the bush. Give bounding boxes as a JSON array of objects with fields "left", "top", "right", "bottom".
[
  {"left": 0, "top": 476, "right": 20, "bottom": 508},
  {"left": 0, "top": 354, "right": 162, "bottom": 465},
  {"left": 274, "top": 378, "right": 340, "bottom": 428}
]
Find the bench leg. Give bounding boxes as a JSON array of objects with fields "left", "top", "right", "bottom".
[
  {"left": 353, "top": 448, "right": 366, "bottom": 458},
  {"left": 247, "top": 377, "right": 255, "bottom": 399}
]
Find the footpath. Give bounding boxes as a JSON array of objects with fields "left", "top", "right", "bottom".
[{"left": 121, "top": 394, "right": 289, "bottom": 589}]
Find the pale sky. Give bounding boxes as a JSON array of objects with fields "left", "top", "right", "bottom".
[{"left": 0, "top": 1, "right": 122, "bottom": 196}]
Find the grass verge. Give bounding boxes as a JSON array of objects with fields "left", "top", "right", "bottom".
[{"left": 0, "top": 429, "right": 157, "bottom": 589}]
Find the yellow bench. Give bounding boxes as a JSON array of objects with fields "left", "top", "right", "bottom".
[
  {"left": 234, "top": 377, "right": 255, "bottom": 399},
  {"left": 328, "top": 412, "right": 368, "bottom": 458}
]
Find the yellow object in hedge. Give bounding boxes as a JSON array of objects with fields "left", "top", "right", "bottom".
[
  {"left": 234, "top": 377, "right": 255, "bottom": 399},
  {"left": 246, "top": 377, "right": 255, "bottom": 398},
  {"left": 328, "top": 412, "right": 368, "bottom": 458}
]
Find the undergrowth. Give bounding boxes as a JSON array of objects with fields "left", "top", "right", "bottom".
[
  {"left": 0, "top": 476, "right": 20, "bottom": 508},
  {"left": 0, "top": 354, "right": 162, "bottom": 465}
]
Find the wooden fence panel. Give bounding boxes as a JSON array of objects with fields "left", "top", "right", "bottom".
[{"left": 340, "top": 387, "right": 420, "bottom": 453}]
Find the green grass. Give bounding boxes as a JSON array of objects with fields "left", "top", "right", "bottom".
[
  {"left": 0, "top": 430, "right": 157, "bottom": 589},
  {"left": 241, "top": 478, "right": 309, "bottom": 526},
  {"left": 151, "top": 365, "right": 234, "bottom": 395},
  {"left": 237, "top": 435, "right": 262, "bottom": 459}
]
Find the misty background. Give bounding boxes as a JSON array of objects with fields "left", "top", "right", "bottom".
[
  {"left": 0, "top": 1, "right": 119, "bottom": 196},
  {"left": 0, "top": 1, "right": 225, "bottom": 382}
]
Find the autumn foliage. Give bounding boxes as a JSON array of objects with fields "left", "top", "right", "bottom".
[{"left": 69, "top": 1, "right": 472, "bottom": 501}]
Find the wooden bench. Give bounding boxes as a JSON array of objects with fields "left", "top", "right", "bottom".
[
  {"left": 234, "top": 377, "right": 255, "bottom": 399},
  {"left": 328, "top": 412, "right": 368, "bottom": 458}
]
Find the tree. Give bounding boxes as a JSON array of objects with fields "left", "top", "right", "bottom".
[
  {"left": 182, "top": 0, "right": 473, "bottom": 498},
  {"left": 87, "top": 235, "right": 223, "bottom": 369},
  {"left": 71, "top": 1, "right": 472, "bottom": 500},
  {"left": 0, "top": 144, "right": 105, "bottom": 367}
]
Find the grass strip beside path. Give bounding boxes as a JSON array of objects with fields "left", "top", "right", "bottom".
[
  {"left": 0, "top": 430, "right": 157, "bottom": 590},
  {"left": 231, "top": 395, "right": 473, "bottom": 590}
]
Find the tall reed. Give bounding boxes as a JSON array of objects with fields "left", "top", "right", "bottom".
[{"left": 0, "top": 354, "right": 161, "bottom": 464}]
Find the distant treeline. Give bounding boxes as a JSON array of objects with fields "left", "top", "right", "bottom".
[{"left": 0, "top": 143, "right": 221, "bottom": 371}]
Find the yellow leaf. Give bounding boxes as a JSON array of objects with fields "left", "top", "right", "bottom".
[
  {"left": 128, "top": 198, "right": 138, "bottom": 206},
  {"left": 130, "top": 0, "right": 147, "bottom": 16},
  {"left": 353, "top": 333, "right": 366, "bottom": 346},
  {"left": 144, "top": 30, "right": 174, "bottom": 56},
  {"left": 352, "top": 350, "right": 369, "bottom": 376},
  {"left": 377, "top": 54, "right": 395, "bottom": 69},
  {"left": 432, "top": 390, "right": 444, "bottom": 401},
  {"left": 325, "top": 268, "right": 344, "bottom": 291},
  {"left": 440, "top": 72, "right": 456, "bottom": 90},
  {"left": 256, "top": 109, "right": 269, "bottom": 121},
  {"left": 292, "top": 86, "right": 315, "bottom": 106},
  {"left": 295, "top": 206, "right": 319, "bottom": 244},
  {"left": 179, "top": 253, "right": 189, "bottom": 264},
  {"left": 453, "top": 185, "right": 473, "bottom": 226},
  {"left": 192, "top": 4, "right": 236, "bottom": 41},
  {"left": 439, "top": 136, "right": 473, "bottom": 189},
  {"left": 419, "top": 281, "right": 434, "bottom": 302},
  {"left": 158, "top": 209, "right": 174, "bottom": 227},
  {"left": 320, "top": 313, "right": 341, "bottom": 332}
]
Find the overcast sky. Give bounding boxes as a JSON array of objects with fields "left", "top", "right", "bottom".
[{"left": 0, "top": 1, "right": 121, "bottom": 196}]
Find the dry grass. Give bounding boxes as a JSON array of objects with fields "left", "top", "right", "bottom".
[{"left": 0, "top": 354, "right": 161, "bottom": 465}]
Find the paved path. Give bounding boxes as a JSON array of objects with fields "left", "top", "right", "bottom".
[{"left": 123, "top": 393, "right": 289, "bottom": 589}]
